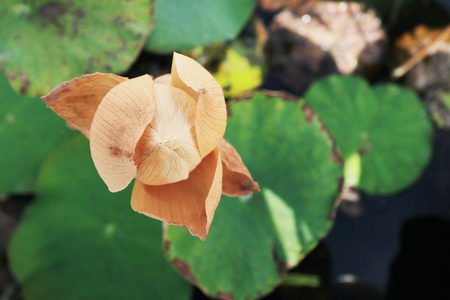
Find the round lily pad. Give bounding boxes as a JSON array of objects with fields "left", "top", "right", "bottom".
[
  {"left": 145, "top": 0, "right": 254, "bottom": 53},
  {"left": 0, "top": 72, "right": 75, "bottom": 194},
  {"left": 0, "top": 0, "right": 154, "bottom": 96},
  {"left": 8, "top": 135, "right": 192, "bottom": 300},
  {"left": 304, "top": 75, "right": 433, "bottom": 194},
  {"left": 164, "top": 93, "right": 341, "bottom": 299}
]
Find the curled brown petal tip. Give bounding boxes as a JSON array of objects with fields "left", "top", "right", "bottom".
[
  {"left": 41, "top": 73, "right": 127, "bottom": 138},
  {"left": 219, "top": 139, "right": 260, "bottom": 197}
]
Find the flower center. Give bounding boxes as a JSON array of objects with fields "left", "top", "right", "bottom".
[{"left": 133, "top": 84, "right": 202, "bottom": 185}]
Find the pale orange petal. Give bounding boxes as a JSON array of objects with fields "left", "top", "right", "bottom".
[
  {"left": 219, "top": 139, "right": 260, "bottom": 196},
  {"left": 41, "top": 73, "right": 127, "bottom": 138},
  {"left": 154, "top": 73, "right": 172, "bottom": 84},
  {"left": 134, "top": 83, "right": 202, "bottom": 185},
  {"left": 131, "top": 147, "right": 223, "bottom": 240},
  {"left": 133, "top": 127, "right": 190, "bottom": 185},
  {"left": 171, "top": 52, "right": 227, "bottom": 158},
  {"left": 90, "top": 75, "right": 156, "bottom": 192}
]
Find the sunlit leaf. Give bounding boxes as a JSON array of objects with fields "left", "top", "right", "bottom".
[
  {"left": 165, "top": 93, "right": 341, "bottom": 300},
  {"left": 304, "top": 75, "right": 433, "bottom": 194},
  {"left": 8, "top": 135, "right": 192, "bottom": 300}
]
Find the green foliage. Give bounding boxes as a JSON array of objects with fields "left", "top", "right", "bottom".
[
  {"left": 0, "top": 0, "right": 154, "bottom": 96},
  {"left": 145, "top": 0, "right": 255, "bottom": 52},
  {"left": 1, "top": 0, "right": 440, "bottom": 298},
  {"left": 0, "top": 72, "right": 75, "bottom": 194},
  {"left": 304, "top": 75, "right": 433, "bottom": 195},
  {"left": 8, "top": 135, "right": 192, "bottom": 300},
  {"left": 164, "top": 93, "right": 341, "bottom": 300}
]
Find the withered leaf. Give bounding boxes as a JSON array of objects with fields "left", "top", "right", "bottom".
[{"left": 267, "top": 1, "right": 385, "bottom": 94}]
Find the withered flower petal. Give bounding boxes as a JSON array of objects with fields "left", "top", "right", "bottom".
[
  {"left": 90, "top": 75, "right": 156, "bottom": 192},
  {"left": 219, "top": 139, "right": 260, "bottom": 197},
  {"left": 131, "top": 147, "right": 222, "bottom": 240},
  {"left": 40, "top": 53, "right": 257, "bottom": 240},
  {"left": 133, "top": 83, "right": 201, "bottom": 185},
  {"left": 41, "top": 73, "right": 127, "bottom": 138},
  {"left": 171, "top": 52, "right": 227, "bottom": 158}
]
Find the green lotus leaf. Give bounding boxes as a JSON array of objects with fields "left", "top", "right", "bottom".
[
  {"left": 164, "top": 93, "right": 341, "bottom": 300},
  {"left": 304, "top": 75, "right": 433, "bottom": 194},
  {"left": 0, "top": 0, "right": 154, "bottom": 96},
  {"left": 145, "top": 0, "right": 254, "bottom": 52},
  {"left": 0, "top": 72, "right": 75, "bottom": 194},
  {"left": 8, "top": 135, "right": 192, "bottom": 300}
]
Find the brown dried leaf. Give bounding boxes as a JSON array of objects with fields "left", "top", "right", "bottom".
[
  {"left": 267, "top": 1, "right": 385, "bottom": 93},
  {"left": 393, "top": 25, "right": 450, "bottom": 83},
  {"left": 393, "top": 25, "right": 450, "bottom": 130}
]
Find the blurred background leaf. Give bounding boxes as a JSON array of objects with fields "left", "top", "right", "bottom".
[
  {"left": 145, "top": 0, "right": 255, "bottom": 52},
  {"left": 8, "top": 135, "right": 192, "bottom": 300},
  {"left": 0, "top": 72, "right": 75, "bottom": 194},
  {"left": 164, "top": 93, "right": 341, "bottom": 299},
  {"left": 304, "top": 75, "right": 433, "bottom": 195},
  {"left": 0, "top": 0, "right": 154, "bottom": 96}
]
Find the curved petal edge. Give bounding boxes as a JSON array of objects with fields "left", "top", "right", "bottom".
[
  {"left": 41, "top": 73, "right": 128, "bottom": 138},
  {"left": 131, "top": 147, "right": 223, "bottom": 240},
  {"left": 170, "top": 52, "right": 227, "bottom": 158},
  {"left": 90, "top": 75, "right": 156, "bottom": 192},
  {"left": 219, "top": 139, "right": 260, "bottom": 197}
]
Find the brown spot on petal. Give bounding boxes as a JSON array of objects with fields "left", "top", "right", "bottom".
[
  {"left": 109, "top": 146, "right": 133, "bottom": 158},
  {"left": 89, "top": 74, "right": 156, "bottom": 192}
]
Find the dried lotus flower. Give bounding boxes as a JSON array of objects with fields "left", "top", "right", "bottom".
[{"left": 41, "top": 52, "right": 259, "bottom": 240}]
